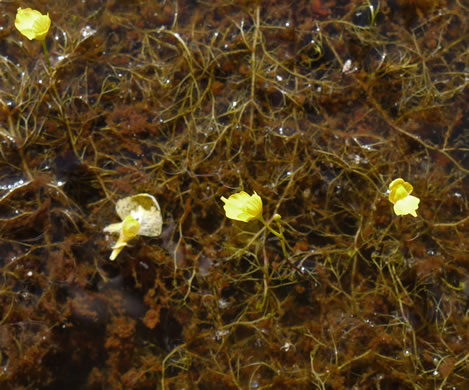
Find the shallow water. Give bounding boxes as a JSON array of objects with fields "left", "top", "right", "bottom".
[{"left": 0, "top": 0, "right": 468, "bottom": 389}]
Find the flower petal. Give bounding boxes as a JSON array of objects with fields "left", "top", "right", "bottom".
[
  {"left": 115, "top": 193, "right": 162, "bottom": 237},
  {"left": 121, "top": 215, "right": 141, "bottom": 241},
  {"left": 393, "top": 195, "right": 420, "bottom": 217},
  {"left": 221, "top": 191, "right": 263, "bottom": 222},
  {"left": 389, "top": 178, "right": 415, "bottom": 204},
  {"left": 15, "top": 8, "right": 51, "bottom": 41},
  {"left": 103, "top": 222, "right": 123, "bottom": 233}
]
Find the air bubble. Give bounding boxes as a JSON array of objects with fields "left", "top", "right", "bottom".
[{"left": 80, "top": 25, "right": 96, "bottom": 39}]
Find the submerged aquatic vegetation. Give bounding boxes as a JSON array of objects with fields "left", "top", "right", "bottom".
[{"left": 1, "top": 0, "right": 468, "bottom": 388}]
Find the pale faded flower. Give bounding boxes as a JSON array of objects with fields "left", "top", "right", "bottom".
[{"left": 103, "top": 193, "right": 162, "bottom": 260}]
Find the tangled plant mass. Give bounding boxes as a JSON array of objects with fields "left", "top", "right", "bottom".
[
  {"left": 221, "top": 181, "right": 421, "bottom": 271},
  {"left": 105, "top": 179, "right": 420, "bottom": 260},
  {"left": 2, "top": 0, "right": 468, "bottom": 388}
]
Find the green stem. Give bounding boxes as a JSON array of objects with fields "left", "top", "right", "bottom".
[
  {"left": 260, "top": 216, "right": 288, "bottom": 259},
  {"left": 259, "top": 215, "right": 281, "bottom": 238},
  {"left": 41, "top": 39, "right": 51, "bottom": 68},
  {"left": 259, "top": 215, "right": 303, "bottom": 275}
]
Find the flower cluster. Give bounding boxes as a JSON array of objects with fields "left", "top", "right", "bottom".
[
  {"left": 11, "top": 9, "right": 423, "bottom": 265},
  {"left": 221, "top": 178, "right": 420, "bottom": 226},
  {"left": 103, "top": 179, "right": 420, "bottom": 261}
]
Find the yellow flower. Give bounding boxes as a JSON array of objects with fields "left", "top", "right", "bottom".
[
  {"left": 103, "top": 194, "right": 163, "bottom": 260},
  {"left": 15, "top": 8, "right": 51, "bottom": 41},
  {"left": 104, "top": 216, "right": 141, "bottom": 261},
  {"left": 388, "top": 178, "right": 420, "bottom": 217},
  {"left": 221, "top": 191, "right": 263, "bottom": 222}
]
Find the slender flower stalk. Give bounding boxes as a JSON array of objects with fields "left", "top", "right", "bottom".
[
  {"left": 259, "top": 214, "right": 303, "bottom": 274},
  {"left": 41, "top": 39, "right": 51, "bottom": 68},
  {"left": 221, "top": 191, "right": 303, "bottom": 275},
  {"left": 259, "top": 214, "right": 288, "bottom": 260}
]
